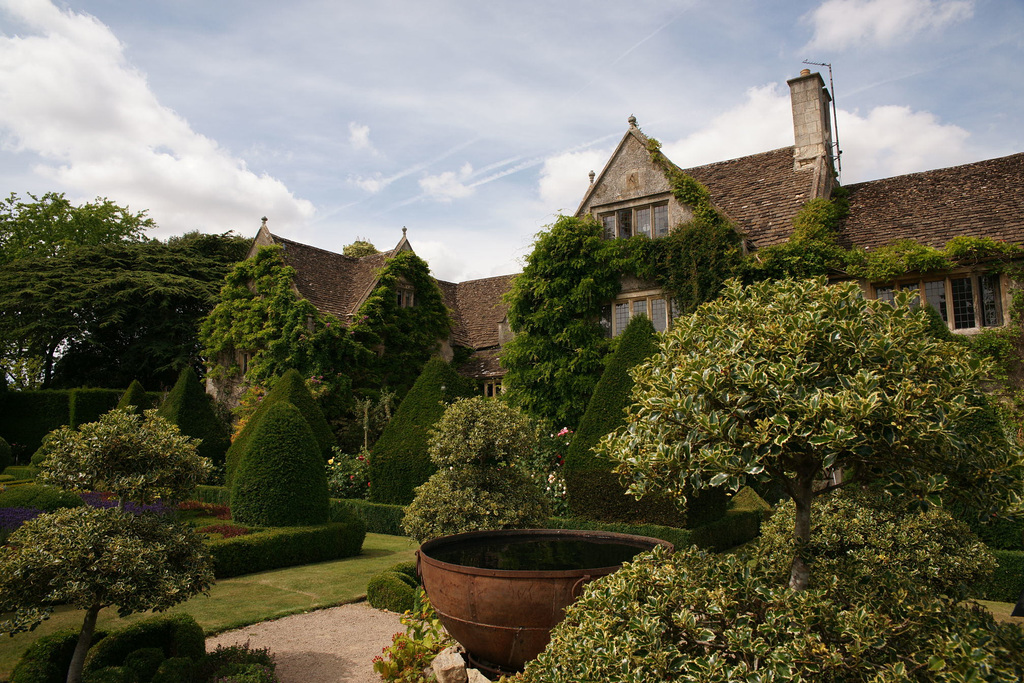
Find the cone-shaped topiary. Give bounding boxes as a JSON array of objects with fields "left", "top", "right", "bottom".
[
  {"left": 368, "top": 357, "right": 477, "bottom": 504},
  {"left": 564, "top": 314, "right": 678, "bottom": 523},
  {"left": 225, "top": 369, "right": 336, "bottom": 485},
  {"left": 156, "top": 367, "right": 230, "bottom": 466},
  {"left": 230, "top": 400, "right": 330, "bottom": 527},
  {"left": 116, "top": 380, "right": 153, "bottom": 415}
]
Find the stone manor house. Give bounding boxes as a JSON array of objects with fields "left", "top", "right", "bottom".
[{"left": 244, "top": 69, "right": 1024, "bottom": 394}]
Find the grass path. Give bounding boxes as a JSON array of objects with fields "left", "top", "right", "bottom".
[{"left": 0, "top": 533, "right": 418, "bottom": 680}]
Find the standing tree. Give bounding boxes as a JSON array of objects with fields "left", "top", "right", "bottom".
[
  {"left": 0, "top": 409, "right": 213, "bottom": 683},
  {"left": 599, "top": 277, "right": 1024, "bottom": 590}
]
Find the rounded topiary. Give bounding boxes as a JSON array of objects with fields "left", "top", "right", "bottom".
[
  {"left": 402, "top": 466, "right": 550, "bottom": 543},
  {"left": 231, "top": 400, "right": 330, "bottom": 527},
  {"left": 122, "top": 647, "right": 165, "bottom": 683},
  {"left": 521, "top": 545, "right": 1024, "bottom": 683},
  {"left": 30, "top": 432, "right": 57, "bottom": 467},
  {"left": 84, "top": 613, "right": 205, "bottom": 674},
  {"left": 151, "top": 657, "right": 194, "bottom": 683},
  {"left": 366, "top": 571, "right": 417, "bottom": 613},
  {"left": 368, "top": 357, "right": 477, "bottom": 505},
  {"left": 0, "top": 483, "right": 84, "bottom": 512},
  {"left": 756, "top": 490, "right": 996, "bottom": 601},
  {"left": 225, "top": 369, "right": 336, "bottom": 484},
  {"left": 10, "top": 628, "right": 97, "bottom": 683},
  {"left": 428, "top": 396, "right": 536, "bottom": 468},
  {"left": 82, "top": 666, "right": 132, "bottom": 683},
  {"left": 0, "top": 433, "right": 11, "bottom": 472},
  {"left": 156, "top": 367, "right": 230, "bottom": 466},
  {"left": 115, "top": 380, "right": 152, "bottom": 415}
]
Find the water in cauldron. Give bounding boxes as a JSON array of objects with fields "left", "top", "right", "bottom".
[{"left": 427, "top": 536, "right": 649, "bottom": 571}]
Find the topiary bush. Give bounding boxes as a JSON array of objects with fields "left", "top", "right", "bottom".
[
  {"left": 427, "top": 396, "right": 537, "bottom": 468},
  {"left": 115, "top": 380, "right": 154, "bottom": 415},
  {"left": 368, "top": 357, "right": 476, "bottom": 505},
  {"left": 225, "top": 369, "right": 335, "bottom": 485},
  {"left": 564, "top": 314, "right": 672, "bottom": 522},
  {"left": 150, "top": 656, "right": 194, "bottom": 683},
  {"left": 0, "top": 483, "right": 84, "bottom": 512},
  {"left": 367, "top": 571, "right": 418, "bottom": 613},
  {"left": 329, "top": 498, "right": 404, "bottom": 535},
  {"left": 230, "top": 400, "right": 330, "bottom": 527},
  {"left": 156, "top": 367, "right": 230, "bottom": 466},
  {"left": 975, "top": 549, "right": 1024, "bottom": 602},
  {"left": 402, "top": 467, "right": 549, "bottom": 543},
  {"left": 521, "top": 545, "right": 1024, "bottom": 683},
  {"left": 121, "top": 647, "right": 165, "bottom": 683},
  {"left": 82, "top": 610, "right": 205, "bottom": 675},
  {"left": 10, "top": 629, "right": 107, "bottom": 683},
  {"left": 756, "top": 490, "right": 996, "bottom": 601}
]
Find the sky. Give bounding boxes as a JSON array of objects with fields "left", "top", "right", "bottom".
[{"left": 0, "top": 0, "right": 1021, "bottom": 282}]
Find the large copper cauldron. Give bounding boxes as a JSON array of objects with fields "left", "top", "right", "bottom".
[{"left": 416, "top": 528, "right": 672, "bottom": 672}]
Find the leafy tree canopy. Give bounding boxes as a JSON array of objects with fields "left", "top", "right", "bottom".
[
  {"left": 599, "top": 277, "right": 1024, "bottom": 590},
  {"left": 0, "top": 191, "right": 152, "bottom": 265},
  {"left": 0, "top": 231, "right": 249, "bottom": 389}
]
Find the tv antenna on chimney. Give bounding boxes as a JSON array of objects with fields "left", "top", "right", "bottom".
[{"left": 802, "top": 59, "right": 843, "bottom": 179}]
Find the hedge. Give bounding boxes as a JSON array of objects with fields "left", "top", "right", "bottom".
[
  {"left": 973, "top": 549, "right": 1024, "bottom": 602},
  {"left": 368, "top": 357, "right": 477, "bottom": 505},
  {"left": 3, "top": 465, "right": 37, "bottom": 480},
  {"left": 83, "top": 613, "right": 205, "bottom": 675},
  {"left": 331, "top": 498, "right": 405, "bottom": 536},
  {"left": 0, "top": 434, "right": 11, "bottom": 471},
  {"left": 225, "top": 368, "right": 335, "bottom": 485},
  {"left": 0, "top": 483, "right": 84, "bottom": 511},
  {"left": 546, "top": 510, "right": 762, "bottom": 553},
  {"left": 192, "top": 484, "right": 231, "bottom": 506},
  {"left": 208, "top": 516, "right": 367, "bottom": 578},
  {"left": 68, "top": 389, "right": 122, "bottom": 428},
  {"left": 0, "top": 390, "right": 71, "bottom": 458}
]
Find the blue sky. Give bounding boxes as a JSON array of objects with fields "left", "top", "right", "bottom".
[{"left": 0, "top": 0, "right": 1021, "bottom": 281}]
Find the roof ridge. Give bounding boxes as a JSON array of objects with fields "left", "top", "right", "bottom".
[{"left": 842, "top": 151, "right": 1024, "bottom": 189}]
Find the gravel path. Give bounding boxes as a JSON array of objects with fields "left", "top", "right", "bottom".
[{"left": 206, "top": 602, "right": 402, "bottom": 683}]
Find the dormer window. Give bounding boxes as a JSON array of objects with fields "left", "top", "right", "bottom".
[
  {"left": 600, "top": 202, "right": 669, "bottom": 239},
  {"left": 397, "top": 287, "right": 415, "bottom": 308}
]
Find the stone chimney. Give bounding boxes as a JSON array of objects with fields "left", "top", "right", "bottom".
[{"left": 788, "top": 69, "right": 835, "bottom": 196}]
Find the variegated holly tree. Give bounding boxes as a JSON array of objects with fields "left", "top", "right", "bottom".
[{"left": 599, "top": 277, "right": 1024, "bottom": 591}]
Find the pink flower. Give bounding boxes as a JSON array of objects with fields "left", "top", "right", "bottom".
[{"left": 557, "top": 427, "right": 571, "bottom": 437}]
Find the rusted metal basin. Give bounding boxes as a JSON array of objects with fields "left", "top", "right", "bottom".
[{"left": 417, "top": 528, "right": 672, "bottom": 672}]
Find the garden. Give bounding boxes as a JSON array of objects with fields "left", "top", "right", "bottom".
[{"left": 2, "top": 193, "right": 1024, "bottom": 682}]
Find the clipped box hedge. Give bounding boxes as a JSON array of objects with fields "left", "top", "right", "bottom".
[
  {"left": 0, "top": 390, "right": 71, "bottom": 457},
  {"left": 331, "top": 498, "right": 405, "bottom": 536},
  {"left": 68, "top": 389, "right": 123, "bottom": 428},
  {"left": 208, "top": 517, "right": 366, "bottom": 578},
  {"left": 192, "top": 485, "right": 231, "bottom": 506}
]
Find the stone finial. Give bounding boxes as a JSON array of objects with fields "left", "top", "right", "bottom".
[
  {"left": 588, "top": 170, "right": 595, "bottom": 184},
  {"left": 260, "top": 216, "right": 268, "bottom": 228},
  {"left": 402, "top": 226, "right": 407, "bottom": 236},
  {"left": 628, "top": 115, "right": 637, "bottom": 128}
]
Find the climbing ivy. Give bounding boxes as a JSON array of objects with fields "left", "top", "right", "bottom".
[
  {"left": 348, "top": 250, "right": 453, "bottom": 397},
  {"left": 199, "top": 246, "right": 368, "bottom": 398}
]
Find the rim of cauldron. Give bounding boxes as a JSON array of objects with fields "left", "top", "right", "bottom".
[{"left": 417, "top": 527, "right": 674, "bottom": 579}]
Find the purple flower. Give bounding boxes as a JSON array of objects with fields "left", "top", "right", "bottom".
[{"left": 0, "top": 507, "right": 42, "bottom": 531}]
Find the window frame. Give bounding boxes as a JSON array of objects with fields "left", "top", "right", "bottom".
[
  {"left": 601, "top": 293, "right": 673, "bottom": 336},
  {"left": 598, "top": 199, "right": 671, "bottom": 240},
  {"left": 869, "top": 271, "right": 1006, "bottom": 332}
]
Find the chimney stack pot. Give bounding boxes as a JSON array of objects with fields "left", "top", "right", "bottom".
[{"left": 800, "top": 68, "right": 811, "bottom": 76}]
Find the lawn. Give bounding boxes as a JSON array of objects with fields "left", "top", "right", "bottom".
[{"left": 0, "top": 532, "right": 418, "bottom": 681}]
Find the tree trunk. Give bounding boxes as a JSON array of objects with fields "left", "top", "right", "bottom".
[
  {"left": 67, "top": 603, "right": 101, "bottom": 683},
  {"left": 788, "top": 477, "right": 814, "bottom": 592}
]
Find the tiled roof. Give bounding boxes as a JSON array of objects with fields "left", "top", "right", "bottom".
[
  {"left": 457, "top": 347, "right": 504, "bottom": 380},
  {"left": 838, "top": 152, "right": 1024, "bottom": 250},
  {"left": 679, "top": 147, "right": 813, "bottom": 248},
  {"left": 270, "top": 233, "right": 392, "bottom": 319},
  {"left": 452, "top": 274, "right": 516, "bottom": 349}
]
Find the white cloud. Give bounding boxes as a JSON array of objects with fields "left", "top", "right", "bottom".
[
  {"left": 419, "top": 162, "right": 474, "bottom": 202},
  {"left": 351, "top": 172, "right": 387, "bottom": 194},
  {"left": 0, "top": 0, "right": 314, "bottom": 235},
  {"left": 837, "top": 105, "right": 972, "bottom": 181},
  {"left": 661, "top": 84, "right": 793, "bottom": 168},
  {"left": 537, "top": 148, "right": 608, "bottom": 214},
  {"left": 805, "top": 0, "right": 974, "bottom": 51},
  {"left": 636, "top": 80, "right": 975, "bottom": 185},
  {"left": 348, "top": 121, "right": 379, "bottom": 155}
]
